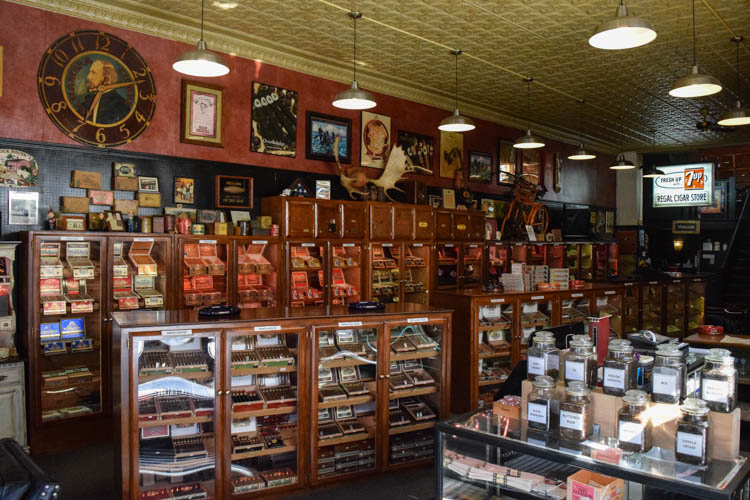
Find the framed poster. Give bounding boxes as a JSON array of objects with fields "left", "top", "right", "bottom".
[
  {"left": 497, "top": 139, "right": 516, "bottom": 184},
  {"left": 306, "top": 111, "right": 352, "bottom": 163},
  {"left": 0, "top": 149, "right": 38, "bottom": 187},
  {"left": 521, "top": 148, "right": 541, "bottom": 187},
  {"left": 8, "top": 190, "right": 38, "bottom": 225},
  {"left": 138, "top": 176, "right": 159, "bottom": 192},
  {"left": 216, "top": 175, "right": 253, "bottom": 209},
  {"left": 181, "top": 79, "right": 223, "bottom": 148},
  {"left": 699, "top": 179, "right": 727, "bottom": 217},
  {"left": 442, "top": 189, "right": 456, "bottom": 209},
  {"left": 469, "top": 151, "right": 493, "bottom": 183},
  {"left": 440, "top": 131, "right": 463, "bottom": 179},
  {"left": 397, "top": 130, "right": 434, "bottom": 174},
  {"left": 251, "top": 82, "right": 297, "bottom": 157},
  {"left": 174, "top": 177, "right": 195, "bottom": 205},
  {"left": 361, "top": 111, "right": 391, "bottom": 168}
]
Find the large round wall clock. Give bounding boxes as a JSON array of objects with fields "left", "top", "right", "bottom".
[{"left": 37, "top": 30, "right": 157, "bottom": 148}]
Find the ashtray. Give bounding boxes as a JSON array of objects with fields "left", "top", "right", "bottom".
[
  {"left": 348, "top": 301, "right": 385, "bottom": 311},
  {"left": 198, "top": 305, "right": 241, "bottom": 317}
]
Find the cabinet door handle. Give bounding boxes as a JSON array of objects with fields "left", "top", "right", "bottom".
[
  {"left": 378, "top": 375, "right": 385, "bottom": 380},
  {"left": 217, "top": 390, "right": 224, "bottom": 396},
  {"left": 385, "top": 374, "right": 391, "bottom": 379}
]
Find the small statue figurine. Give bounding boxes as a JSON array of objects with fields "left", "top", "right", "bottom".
[
  {"left": 46, "top": 208, "right": 56, "bottom": 230},
  {"left": 98, "top": 212, "right": 106, "bottom": 231},
  {"left": 126, "top": 211, "right": 136, "bottom": 232}
]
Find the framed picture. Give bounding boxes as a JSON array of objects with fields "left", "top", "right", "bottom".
[
  {"left": 8, "top": 190, "right": 38, "bottom": 225},
  {"left": 497, "top": 139, "right": 516, "bottom": 184},
  {"left": 89, "top": 190, "right": 114, "bottom": 206},
  {"left": 521, "top": 148, "right": 541, "bottom": 187},
  {"left": 113, "top": 162, "right": 135, "bottom": 178},
  {"left": 699, "top": 180, "right": 727, "bottom": 217},
  {"left": 251, "top": 82, "right": 297, "bottom": 157},
  {"left": 306, "top": 111, "right": 352, "bottom": 163},
  {"left": 442, "top": 188, "right": 456, "bottom": 209},
  {"left": 104, "top": 211, "right": 124, "bottom": 231},
  {"left": 397, "top": 131, "right": 434, "bottom": 174},
  {"left": 197, "top": 209, "right": 219, "bottom": 224},
  {"left": 61, "top": 215, "right": 86, "bottom": 231},
  {"left": 428, "top": 195, "right": 442, "bottom": 208},
  {"left": 181, "top": 79, "right": 223, "bottom": 148},
  {"left": 138, "top": 176, "right": 159, "bottom": 192},
  {"left": 164, "top": 207, "right": 197, "bottom": 220},
  {"left": 469, "top": 151, "right": 493, "bottom": 183},
  {"left": 216, "top": 175, "right": 253, "bottom": 209},
  {"left": 361, "top": 111, "right": 391, "bottom": 168},
  {"left": 440, "top": 131, "right": 463, "bottom": 179},
  {"left": 174, "top": 177, "right": 195, "bottom": 205}
]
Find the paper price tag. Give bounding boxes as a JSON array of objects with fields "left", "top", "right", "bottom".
[
  {"left": 199, "top": 240, "right": 217, "bottom": 244},
  {"left": 490, "top": 299, "right": 505, "bottom": 303},
  {"left": 60, "top": 237, "right": 84, "bottom": 241},
  {"left": 163, "top": 329, "right": 192, "bottom": 336},
  {"left": 338, "top": 321, "right": 362, "bottom": 327},
  {"left": 407, "top": 317, "right": 428, "bottom": 324},
  {"left": 252, "top": 240, "right": 268, "bottom": 244},
  {"left": 134, "top": 238, "right": 154, "bottom": 242},
  {"left": 254, "top": 325, "right": 282, "bottom": 332}
]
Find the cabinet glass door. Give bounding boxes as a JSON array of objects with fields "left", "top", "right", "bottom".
[
  {"left": 385, "top": 320, "right": 444, "bottom": 467},
  {"left": 313, "top": 324, "right": 379, "bottom": 482},
  {"left": 37, "top": 236, "right": 104, "bottom": 423},
  {"left": 236, "top": 239, "right": 279, "bottom": 309},
  {"left": 595, "top": 290, "right": 623, "bottom": 338},
  {"left": 665, "top": 281, "right": 685, "bottom": 337},
  {"left": 594, "top": 243, "right": 608, "bottom": 280},
  {"left": 109, "top": 236, "right": 170, "bottom": 313},
  {"left": 329, "top": 243, "right": 362, "bottom": 306},
  {"left": 477, "top": 301, "right": 513, "bottom": 408},
  {"left": 462, "top": 244, "right": 482, "bottom": 287},
  {"left": 546, "top": 244, "right": 564, "bottom": 268},
  {"left": 565, "top": 244, "right": 579, "bottom": 280},
  {"left": 288, "top": 242, "right": 325, "bottom": 308},
  {"left": 642, "top": 282, "right": 663, "bottom": 333},
  {"left": 134, "top": 331, "right": 219, "bottom": 499},
  {"left": 560, "top": 293, "right": 590, "bottom": 328},
  {"left": 519, "top": 297, "right": 553, "bottom": 356},
  {"left": 227, "top": 327, "right": 302, "bottom": 495},
  {"left": 687, "top": 279, "right": 706, "bottom": 335},
  {"left": 528, "top": 244, "right": 545, "bottom": 266},
  {"left": 181, "top": 238, "right": 230, "bottom": 309},
  {"left": 401, "top": 243, "right": 430, "bottom": 305},
  {"left": 486, "top": 243, "right": 507, "bottom": 289},
  {"left": 622, "top": 284, "right": 639, "bottom": 334},
  {"left": 580, "top": 244, "right": 594, "bottom": 280},
  {"left": 370, "top": 243, "right": 400, "bottom": 303},
  {"left": 435, "top": 244, "right": 459, "bottom": 289}
]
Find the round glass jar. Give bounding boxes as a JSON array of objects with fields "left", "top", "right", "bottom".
[
  {"left": 559, "top": 381, "right": 593, "bottom": 442},
  {"left": 564, "top": 335, "right": 597, "bottom": 388},
  {"left": 603, "top": 339, "right": 637, "bottom": 396},
  {"left": 527, "top": 331, "right": 560, "bottom": 382},
  {"left": 701, "top": 348, "right": 737, "bottom": 412},
  {"left": 675, "top": 398, "right": 710, "bottom": 465},
  {"left": 652, "top": 345, "right": 685, "bottom": 404},
  {"left": 617, "top": 389, "right": 653, "bottom": 453},
  {"left": 636, "top": 355, "right": 654, "bottom": 393},
  {"left": 527, "top": 375, "right": 560, "bottom": 432}
]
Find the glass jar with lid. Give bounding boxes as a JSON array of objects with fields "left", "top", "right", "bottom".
[
  {"left": 617, "top": 390, "right": 653, "bottom": 453},
  {"left": 701, "top": 348, "right": 737, "bottom": 412},
  {"left": 564, "top": 335, "right": 597, "bottom": 388},
  {"left": 675, "top": 398, "right": 710, "bottom": 465},
  {"left": 527, "top": 331, "right": 560, "bottom": 382},
  {"left": 603, "top": 339, "right": 637, "bottom": 396},
  {"left": 559, "top": 381, "right": 593, "bottom": 442},
  {"left": 652, "top": 344, "right": 685, "bottom": 404},
  {"left": 527, "top": 375, "right": 560, "bottom": 432}
]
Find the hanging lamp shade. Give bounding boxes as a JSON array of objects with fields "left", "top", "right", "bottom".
[
  {"left": 669, "top": 65, "right": 722, "bottom": 98},
  {"left": 609, "top": 153, "right": 636, "bottom": 170},
  {"left": 173, "top": 39, "right": 230, "bottom": 77},
  {"left": 514, "top": 129, "right": 545, "bottom": 149},
  {"left": 589, "top": 2, "right": 657, "bottom": 50},
  {"left": 568, "top": 144, "right": 597, "bottom": 160},
  {"left": 718, "top": 101, "right": 750, "bottom": 126},
  {"left": 333, "top": 80, "right": 376, "bottom": 110},
  {"left": 439, "top": 108, "right": 476, "bottom": 132},
  {"left": 642, "top": 165, "right": 666, "bottom": 178}
]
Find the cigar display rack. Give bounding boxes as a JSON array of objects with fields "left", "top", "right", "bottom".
[
  {"left": 236, "top": 241, "right": 279, "bottom": 309},
  {"left": 177, "top": 236, "right": 230, "bottom": 310},
  {"left": 330, "top": 245, "right": 362, "bottom": 305}
]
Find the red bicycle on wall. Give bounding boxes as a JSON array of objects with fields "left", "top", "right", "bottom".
[{"left": 499, "top": 172, "right": 550, "bottom": 240}]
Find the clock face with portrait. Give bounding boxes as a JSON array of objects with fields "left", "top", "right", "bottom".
[{"left": 37, "top": 30, "right": 157, "bottom": 148}]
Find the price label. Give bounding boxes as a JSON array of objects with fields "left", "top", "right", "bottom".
[
  {"left": 301, "top": 243, "right": 315, "bottom": 247},
  {"left": 702, "top": 378, "right": 729, "bottom": 404},
  {"left": 199, "top": 240, "right": 217, "bottom": 244},
  {"left": 490, "top": 298, "right": 505, "bottom": 303},
  {"left": 604, "top": 367, "right": 625, "bottom": 389},
  {"left": 528, "top": 402, "right": 548, "bottom": 425},
  {"left": 653, "top": 372, "right": 678, "bottom": 396},
  {"left": 407, "top": 317, "right": 428, "bottom": 324},
  {"left": 572, "top": 293, "right": 584, "bottom": 298},
  {"left": 676, "top": 431, "right": 704, "bottom": 457},
  {"left": 338, "top": 321, "right": 362, "bottom": 327},
  {"left": 444, "top": 244, "right": 454, "bottom": 248},
  {"left": 343, "top": 243, "right": 355, "bottom": 247},
  {"left": 252, "top": 240, "right": 268, "bottom": 245},
  {"left": 528, "top": 356, "right": 545, "bottom": 375},
  {"left": 60, "top": 236, "right": 84, "bottom": 241},
  {"left": 134, "top": 238, "right": 154, "bottom": 242},
  {"left": 565, "top": 361, "right": 584, "bottom": 382},
  {"left": 649, "top": 281, "right": 658, "bottom": 285},
  {"left": 618, "top": 421, "right": 644, "bottom": 445},
  {"left": 254, "top": 325, "right": 282, "bottom": 332},
  {"left": 625, "top": 282, "right": 634, "bottom": 287},
  {"left": 383, "top": 243, "right": 393, "bottom": 247},
  {"left": 163, "top": 329, "right": 192, "bottom": 336},
  {"left": 413, "top": 244, "right": 423, "bottom": 248},
  {"left": 605, "top": 290, "right": 615, "bottom": 295},
  {"left": 531, "top": 296, "right": 545, "bottom": 300}
]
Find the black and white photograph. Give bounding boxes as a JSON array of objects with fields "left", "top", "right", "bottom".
[{"left": 8, "top": 190, "right": 38, "bottom": 225}]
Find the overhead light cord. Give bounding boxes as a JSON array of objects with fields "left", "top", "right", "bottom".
[
  {"left": 455, "top": 51, "right": 459, "bottom": 110},
  {"left": 201, "top": 0, "right": 204, "bottom": 41},
  {"left": 692, "top": 0, "right": 697, "bottom": 66},
  {"left": 353, "top": 13, "right": 357, "bottom": 81}
]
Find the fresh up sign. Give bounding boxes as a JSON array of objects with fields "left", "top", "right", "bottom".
[{"left": 652, "top": 163, "right": 713, "bottom": 208}]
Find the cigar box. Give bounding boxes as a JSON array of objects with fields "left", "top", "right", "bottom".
[
  {"left": 388, "top": 409, "right": 411, "bottom": 427},
  {"left": 63, "top": 278, "right": 94, "bottom": 313},
  {"left": 41, "top": 410, "right": 63, "bottom": 422},
  {"left": 172, "top": 437, "right": 208, "bottom": 460},
  {"left": 331, "top": 246, "right": 357, "bottom": 268},
  {"left": 389, "top": 373, "right": 414, "bottom": 392},
  {"left": 138, "top": 489, "right": 171, "bottom": 500},
  {"left": 64, "top": 365, "right": 93, "bottom": 383},
  {"left": 134, "top": 275, "right": 164, "bottom": 308},
  {"left": 139, "top": 351, "right": 172, "bottom": 377},
  {"left": 65, "top": 242, "right": 95, "bottom": 280},
  {"left": 232, "top": 435, "right": 264, "bottom": 454},
  {"left": 335, "top": 329, "right": 366, "bottom": 356},
  {"left": 61, "top": 196, "right": 90, "bottom": 213},
  {"left": 61, "top": 405, "right": 93, "bottom": 417},
  {"left": 260, "top": 468, "right": 296, "bottom": 488},
  {"left": 169, "top": 484, "right": 207, "bottom": 500},
  {"left": 318, "top": 367, "right": 347, "bottom": 401},
  {"left": 42, "top": 341, "right": 67, "bottom": 355},
  {"left": 111, "top": 242, "right": 130, "bottom": 278},
  {"left": 138, "top": 398, "right": 158, "bottom": 423},
  {"left": 390, "top": 335, "right": 416, "bottom": 353},
  {"left": 128, "top": 240, "right": 158, "bottom": 276},
  {"left": 137, "top": 192, "right": 161, "bottom": 208},
  {"left": 232, "top": 476, "right": 265, "bottom": 494},
  {"left": 402, "top": 362, "right": 434, "bottom": 386},
  {"left": 236, "top": 245, "right": 254, "bottom": 274},
  {"left": 171, "top": 351, "right": 209, "bottom": 374},
  {"left": 191, "top": 397, "right": 214, "bottom": 418},
  {"left": 60, "top": 317, "right": 85, "bottom": 340},
  {"left": 405, "top": 326, "right": 439, "bottom": 350},
  {"left": 199, "top": 242, "right": 225, "bottom": 275},
  {"left": 243, "top": 243, "right": 273, "bottom": 274},
  {"left": 113, "top": 276, "right": 139, "bottom": 310},
  {"left": 40, "top": 242, "right": 64, "bottom": 278},
  {"left": 478, "top": 341, "right": 494, "bottom": 355},
  {"left": 113, "top": 176, "right": 138, "bottom": 191},
  {"left": 231, "top": 350, "right": 260, "bottom": 370},
  {"left": 157, "top": 397, "right": 193, "bottom": 420},
  {"left": 258, "top": 386, "right": 297, "bottom": 408},
  {"left": 40, "top": 322, "right": 61, "bottom": 341},
  {"left": 256, "top": 346, "right": 295, "bottom": 367},
  {"left": 319, "top": 422, "right": 344, "bottom": 441},
  {"left": 152, "top": 216, "right": 165, "bottom": 234},
  {"left": 405, "top": 248, "right": 425, "bottom": 267},
  {"left": 140, "top": 425, "right": 169, "bottom": 442},
  {"left": 113, "top": 198, "right": 139, "bottom": 214},
  {"left": 291, "top": 246, "right": 313, "bottom": 269},
  {"left": 261, "top": 430, "right": 285, "bottom": 449},
  {"left": 339, "top": 366, "right": 370, "bottom": 396},
  {"left": 71, "top": 170, "right": 101, "bottom": 189},
  {"left": 70, "top": 338, "right": 94, "bottom": 352},
  {"left": 402, "top": 401, "right": 436, "bottom": 421},
  {"left": 231, "top": 390, "right": 264, "bottom": 413},
  {"left": 184, "top": 292, "right": 202, "bottom": 307},
  {"left": 42, "top": 370, "right": 68, "bottom": 387},
  {"left": 183, "top": 244, "right": 206, "bottom": 275}
]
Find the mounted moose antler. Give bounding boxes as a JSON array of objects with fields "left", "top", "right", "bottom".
[{"left": 334, "top": 136, "right": 431, "bottom": 201}]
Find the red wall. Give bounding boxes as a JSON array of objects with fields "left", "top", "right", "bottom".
[{"left": 0, "top": 2, "right": 615, "bottom": 207}]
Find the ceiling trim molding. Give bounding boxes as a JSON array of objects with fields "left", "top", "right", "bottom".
[{"left": 9, "top": 0, "right": 619, "bottom": 153}]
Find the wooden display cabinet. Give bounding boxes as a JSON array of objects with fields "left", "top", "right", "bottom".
[
  {"left": 565, "top": 243, "right": 580, "bottom": 280},
  {"left": 665, "top": 278, "right": 687, "bottom": 337},
  {"left": 518, "top": 293, "right": 554, "bottom": 357},
  {"left": 687, "top": 277, "right": 707, "bottom": 336},
  {"left": 486, "top": 242, "right": 508, "bottom": 287},
  {"left": 462, "top": 243, "right": 483, "bottom": 288},
  {"left": 579, "top": 243, "right": 594, "bottom": 280},
  {"left": 474, "top": 297, "right": 514, "bottom": 409},
  {"left": 621, "top": 281, "right": 640, "bottom": 335},
  {"left": 558, "top": 289, "right": 593, "bottom": 328},
  {"left": 234, "top": 237, "right": 281, "bottom": 309},
  {"left": 328, "top": 242, "right": 363, "bottom": 306},
  {"left": 177, "top": 235, "right": 233, "bottom": 309},
  {"left": 287, "top": 241, "right": 326, "bottom": 308},
  {"left": 641, "top": 280, "right": 664, "bottom": 334},
  {"left": 368, "top": 242, "right": 431, "bottom": 305},
  {"left": 107, "top": 235, "right": 173, "bottom": 313},
  {"left": 593, "top": 287, "right": 624, "bottom": 337},
  {"left": 434, "top": 242, "right": 483, "bottom": 291},
  {"left": 546, "top": 243, "right": 565, "bottom": 268}
]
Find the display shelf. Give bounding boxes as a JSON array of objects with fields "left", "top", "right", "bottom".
[
  {"left": 317, "top": 430, "right": 373, "bottom": 448},
  {"left": 390, "top": 349, "right": 440, "bottom": 362},
  {"left": 231, "top": 365, "right": 296, "bottom": 376},
  {"left": 389, "top": 385, "right": 438, "bottom": 399},
  {"left": 478, "top": 379, "right": 505, "bottom": 387},
  {"left": 317, "top": 393, "right": 375, "bottom": 409},
  {"left": 231, "top": 442, "right": 297, "bottom": 460},
  {"left": 139, "top": 415, "right": 213, "bottom": 428},
  {"left": 478, "top": 351, "right": 511, "bottom": 360},
  {"left": 138, "top": 371, "right": 214, "bottom": 383},
  {"left": 319, "top": 357, "right": 375, "bottom": 369},
  {"left": 232, "top": 405, "right": 297, "bottom": 419},
  {"left": 389, "top": 421, "right": 435, "bottom": 436}
]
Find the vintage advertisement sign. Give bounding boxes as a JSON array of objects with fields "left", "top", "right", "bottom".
[{"left": 652, "top": 163, "right": 713, "bottom": 207}]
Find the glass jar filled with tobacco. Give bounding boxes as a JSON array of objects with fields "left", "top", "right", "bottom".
[
  {"left": 617, "top": 389, "right": 653, "bottom": 453},
  {"left": 675, "top": 398, "right": 710, "bottom": 465},
  {"left": 559, "top": 381, "right": 592, "bottom": 442},
  {"left": 527, "top": 375, "right": 560, "bottom": 432},
  {"left": 603, "top": 339, "right": 637, "bottom": 397},
  {"left": 701, "top": 348, "right": 737, "bottom": 413},
  {"left": 652, "top": 344, "right": 685, "bottom": 404},
  {"left": 527, "top": 331, "right": 560, "bottom": 382},
  {"left": 564, "top": 335, "right": 597, "bottom": 388}
]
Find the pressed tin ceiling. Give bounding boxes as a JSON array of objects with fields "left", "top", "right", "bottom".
[{"left": 11, "top": 0, "right": 750, "bottom": 153}]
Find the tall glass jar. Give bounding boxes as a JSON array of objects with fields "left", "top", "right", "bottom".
[
  {"left": 527, "top": 331, "right": 560, "bottom": 382},
  {"left": 675, "top": 398, "right": 710, "bottom": 465},
  {"left": 701, "top": 348, "right": 737, "bottom": 412},
  {"left": 559, "top": 381, "right": 593, "bottom": 442},
  {"left": 652, "top": 344, "right": 685, "bottom": 404},
  {"left": 617, "top": 390, "right": 653, "bottom": 453},
  {"left": 527, "top": 375, "right": 560, "bottom": 432},
  {"left": 564, "top": 335, "right": 597, "bottom": 388},
  {"left": 603, "top": 339, "right": 637, "bottom": 396}
]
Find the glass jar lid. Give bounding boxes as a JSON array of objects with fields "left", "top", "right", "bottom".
[
  {"left": 569, "top": 335, "right": 593, "bottom": 348},
  {"left": 638, "top": 355, "right": 654, "bottom": 366},
  {"left": 565, "top": 381, "right": 591, "bottom": 397},
  {"left": 532, "top": 375, "right": 556, "bottom": 389},
  {"left": 622, "top": 389, "right": 648, "bottom": 405},
  {"left": 705, "top": 348, "right": 734, "bottom": 363},
  {"left": 681, "top": 397, "right": 710, "bottom": 416},
  {"left": 534, "top": 331, "right": 555, "bottom": 342},
  {"left": 656, "top": 344, "right": 683, "bottom": 357},
  {"left": 608, "top": 338, "right": 633, "bottom": 353}
]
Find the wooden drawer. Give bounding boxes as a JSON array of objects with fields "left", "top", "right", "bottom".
[
  {"left": 393, "top": 206, "right": 414, "bottom": 240},
  {"left": 435, "top": 211, "right": 452, "bottom": 240},
  {"left": 0, "top": 363, "right": 23, "bottom": 387},
  {"left": 369, "top": 204, "right": 393, "bottom": 240},
  {"left": 469, "top": 214, "right": 486, "bottom": 241},
  {"left": 316, "top": 201, "right": 342, "bottom": 238},
  {"left": 414, "top": 207, "right": 433, "bottom": 240},
  {"left": 453, "top": 213, "right": 470, "bottom": 241},
  {"left": 286, "top": 199, "right": 316, "bottom": 238},
  {"left": 342, "top": 203, "right": 366, "bottom": 239}
]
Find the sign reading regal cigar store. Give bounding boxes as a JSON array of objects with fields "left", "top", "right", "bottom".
[
  {"left": 37, "top": 30, "right": 157, "bottom": 148},
  {"left": 652, "top": 163, "right": 713, "bottom": 208}
]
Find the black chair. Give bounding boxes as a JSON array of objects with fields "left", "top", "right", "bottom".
[{"left": 0, "top": 439, "right": 60, "bottom": 500}]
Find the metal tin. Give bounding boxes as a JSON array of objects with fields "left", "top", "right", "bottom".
[
  {"left": 140, "top": 216, "right": 152, "bottom": 233},
  {"left": 177, "top": 216, "right": 191, "bottom": 234},
  {"left": 270, "top": 224, "right": 280, "bottom": 237},
  {"left": 192, "top": 224, "right": 205, "bottom": 235}
]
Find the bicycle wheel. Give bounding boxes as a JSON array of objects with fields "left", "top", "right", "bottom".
[{"left": 528, "top": 203, "right": 550, "bottom": 234}]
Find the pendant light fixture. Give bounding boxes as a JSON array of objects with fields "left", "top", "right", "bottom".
[
  {"left": 438, "top": 50, "right": 475, "bottom": 132},
  {"left": 609, "top": 116, "right": 635, "bottom": 170},
  {"left": 718, "top": 36, "right": 750, "bottom": 126},
  {"left": 514, "top": 78, "right": 544, "bottom": 149},
  {"left": 669, "top": 0, "right": 722, "bottom": 98},
  {"left": 642, "top": 165, "right": 666, "bottom": 178},
  {"left": 589, "top": 1, "right": 657, "bottom": 50},
  {"left": 173, "top": 0, "right": 230, "bottom": 77},
  {"left": 332, "top": 12, "right": 376, "bottom": 110},
  {"left": 568, "top": 100, "right": 596, "bottom": 160}
]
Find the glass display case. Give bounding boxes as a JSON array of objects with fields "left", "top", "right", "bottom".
[
  {"left": 594, "top": 243, "right": 609, "bottom": 281},
  {"left": 519, "top": 296, "right": 553, "bottom": 356},
  {"left": 642, "top": 281, "right": 663, "bottom": 333},
  {"left": 580, "top": 244, "right": 594, "bottom": 280},
  {"left": 371, "top": 243, "right": 401, "bottom": 304},
  {"left": 476, "top": 301, "right": 514, "bottom": 408},
  {"left": 547, "top": 243, "right": 565, "bottom": 268},
  {"left": 288, "top": 242, "right": 326, "bottom": 308},
  {"left": 528, "top": 244, "right": 545, "bottom": 267},
  {"left": 566, "top": 244, "right": 579, "bottom": 280},
  {"left": 486, "top": 243, "right": 507, "bottom": 288},
  {"left": 687, "top": 279, "right": 706, "bottom": 335},
  {"left": 622, "top": 283, "right": 640, "bottom": 334},
  {"left": 436, "top": 244, "right": 459, "bottom": 289},
  {"left": 560, "top": 291, "right": 591, "bottom": 328},
  {"left": 665, "top": 280, "right": 686, "bottom": 337},
  {"left": 398, "top": 243, "right": 431, "bottom": 306},
  {"left": 510, "top": 243, "right": 528, "bottom": 265},
  {"left": 179, "top": 237, "right": 230, "bottom": 309},
  {"left": 329, "top": 243, "right": 362, "bottom": 306},
  {"left": 109, "top": 236, "right": 171, "bottom": 313},
  {"left": 462, "top": 244, "right": 483, "bottom": 288},
  {"left": 235, "top": 239, "right": 280, "bottom": 309},
  {"left": 595, "top": 289, "right": 623, "bottom": 338}
]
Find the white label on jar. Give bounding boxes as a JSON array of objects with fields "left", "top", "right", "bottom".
[
  {"left": 702, "top": 378, "right": 729, "bottom": 404},
  {"left": 566, "top": 361, "right": 584, "bottom": 381},
  {"left": 604, "top": 367, "right": 625, "bottom": 389},
  {"left": 528, "top": 402, "right": 548, "bottom": 425},
  {"left": 560, "top": 410, "right": 584, "bottom": 431},
  {"left": 676, "top": 431, "right": 703, "bottom": 457},
  {"left": 528, "top": 356, "right": 545, "bottom": 375},
  {"left": 653, "top": 372, "right": 678, "bottom": 395},
  {"left": 618, "top": 421, "right": 644, "bottom": 445}
]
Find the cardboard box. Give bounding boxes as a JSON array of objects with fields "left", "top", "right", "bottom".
[
  {"left": 114, "top": 198, "right": 139, "bottom": 214},
  {"left": 651, "top": 402, "right": 683, "bottom": 451},
  {"left": 71, "top": 170, "right": 101, "bottom": 189},
  {"left": 61, "top": 196, "right": 90, "bottom": 213},
  {"left": 114, "top": 176, "right": 138, "bottom": 191},
  {"left": 493, "top": 400, "right": 521, "bottom": 420},
  {"left": 138, "top": 192, "right": 161, "bottom": 208},
  {"left": 708, "top": 408, "right": 740, "bottom": 461},
  {"left": 589, "top": 387, "right": 623, "bottom": 439},
  {"left": 567, "top": 470, "right": 624, "bottom": 500}
]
